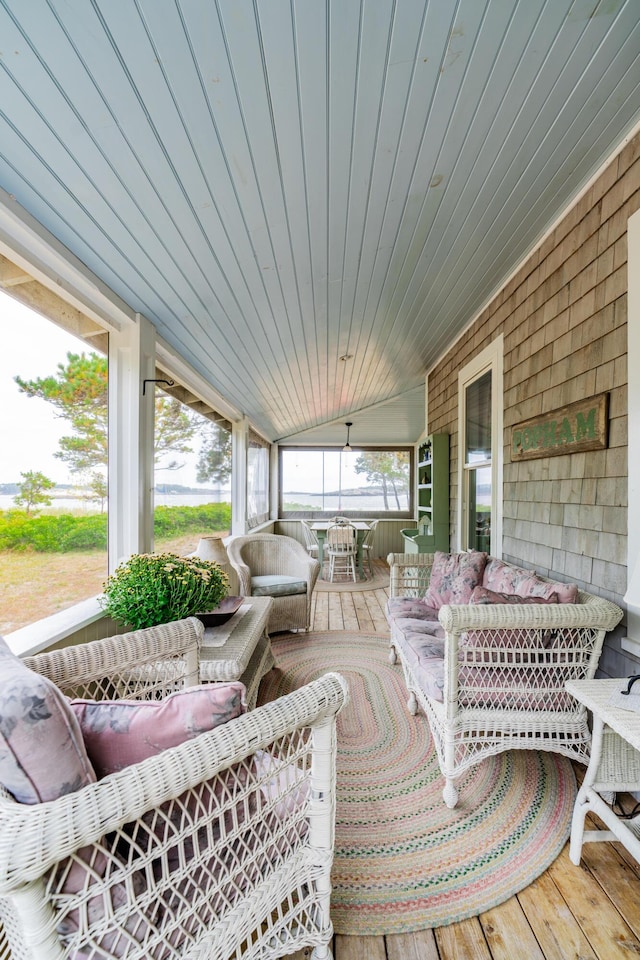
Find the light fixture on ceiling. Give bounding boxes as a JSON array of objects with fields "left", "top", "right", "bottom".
[{"left": 343, "top": 421, "right": 353, "bottom": 452}]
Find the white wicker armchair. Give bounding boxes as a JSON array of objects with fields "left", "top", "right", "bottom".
[
  {"left": 227, "top": 534, "right": 320, "bottom": 633},
  {"left": 387, "top": 553, "right": 624, "bottom": 808},
  {"left": 0, "top": 619, "right": 348, "bottom": 960}
]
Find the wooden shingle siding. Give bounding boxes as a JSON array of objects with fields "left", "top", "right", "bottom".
[{"left": 428, "top": 132, "right": 640, "bottom": 677}]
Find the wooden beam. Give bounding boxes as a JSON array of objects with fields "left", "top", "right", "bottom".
[
  {"left": 0, "top": 252, "right": 106, "bottom": 350},
  {"left": 0, "top": 254, "right": 31, "bottom": 286}
]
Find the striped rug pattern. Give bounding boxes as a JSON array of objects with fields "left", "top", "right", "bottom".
[{"left": 259, "top": 631, "right": 577, "bottom": 935}]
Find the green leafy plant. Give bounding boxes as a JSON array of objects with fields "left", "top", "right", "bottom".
[
  {"left": 100, "top": 552, "right": 229, "bottom": 629},
  {"left": 14, "top": 471, "right": 56, "bottom": 515}
]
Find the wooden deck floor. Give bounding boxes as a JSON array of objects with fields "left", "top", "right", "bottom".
[{"left": 288, "top": 560, "right": 640, "bottom": 960}]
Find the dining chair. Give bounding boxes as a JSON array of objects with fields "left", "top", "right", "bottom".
[
  {"left": 361, "top": 518, "right": 379, "bottom": 577},
  {"left": 326, "top": 521, "right": 357, "bottom": 582},
  {"left": 300, "top": 519, "right": 320, "bottom": 558}
]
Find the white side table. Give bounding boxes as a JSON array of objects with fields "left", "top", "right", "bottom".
[
  {"left": 200, "top": 596, "right": 275, "bottom": 709},
  {"left": 566, "top": 678, "right": 640, "bottom": 865}
]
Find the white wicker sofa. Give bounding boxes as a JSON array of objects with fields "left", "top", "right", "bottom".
[
  {"left": 0, "top": 618, "right": 347, "bottom": 960},
  {"left": 386, "top": 551, "right": 623, "bottom": 808}
]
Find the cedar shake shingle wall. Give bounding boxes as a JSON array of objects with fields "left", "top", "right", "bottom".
[{"left": 427, "top": 132, "right": 640, "bottom": 678}]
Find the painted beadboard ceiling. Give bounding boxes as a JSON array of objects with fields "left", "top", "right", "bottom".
[{"left": 0, "top": 0, "right": 638, "bottom": 445}]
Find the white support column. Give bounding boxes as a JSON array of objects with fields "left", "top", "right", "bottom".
[
  {"left": 231, "top": 417, "right": 249, "bottom": 536},
  {"left": 270, "top": 443, "right": 279, "bottom": 520},
  {"left": 108, "top": 314, "right": 156, "bottom": 570}
]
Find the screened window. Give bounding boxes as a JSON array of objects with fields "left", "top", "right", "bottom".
[
  {"left": 279, "top": 447, "right": 412, "bottom": 518},
  {"left": 0, "top": 293, "right": 108, "bottom": 633},
  {"left": 247, "top": 431, "right": 270, "bottom": 528},
  {"left": 153, "top": 390, "right": 232, "bottom": 554}
]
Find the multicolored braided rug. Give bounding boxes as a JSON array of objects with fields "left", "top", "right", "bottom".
[{"left": 258, "top": 630, "right": 577, "bottom": 935}]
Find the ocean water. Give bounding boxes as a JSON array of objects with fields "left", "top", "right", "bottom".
[
  {"left": 0, "top": 491, "right": 231, "bottom": 512},
  {"left": 283, "top": 492, "right": 409, "bottom": 511},
  {"left": 0, "top": 490, "right": 410, "bottom": 513}
]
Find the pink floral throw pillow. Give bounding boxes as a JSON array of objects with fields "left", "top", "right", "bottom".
[
  {"left": 470, "top": 586, "right": 559, "bottom": 606},
  {"left": 482, "top": 558, "right": 537, "bottom": 595},
  {"left": 71, "top": 682, "right": 246, "bottom": 778},
  {"left": 425, "top": 551, "right": 488, "bottom": 610},
  {"left": 516, "top": 577, "right": 578, "bottom": 604},
  {"left": 0, "top": 637, "right": 96, "bottom": 804}
]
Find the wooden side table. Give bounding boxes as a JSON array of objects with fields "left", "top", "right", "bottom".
[
  {"left": 200, "top": 596, "right": 275, "bottom": 709},
  {"left": 565, "top": 678, "right": 640, "bottom": 865}
]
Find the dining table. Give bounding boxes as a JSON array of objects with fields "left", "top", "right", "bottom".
[{"left": 311, "top": 521, "right": 371, "bottom": 580}]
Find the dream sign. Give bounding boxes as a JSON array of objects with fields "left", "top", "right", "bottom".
[{"left": 511, "top": 393, "right": 609, "bottom": 461}]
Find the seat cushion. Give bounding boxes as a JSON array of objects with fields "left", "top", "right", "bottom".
[
  {"left": 394, "top": 618, "right": 446, "bottom": 640},
  {"left": 0, "top": 636, "right": 96, "bottom": 803},
  {"left": 385, "top": 596, "right": 440, "bottom": 622},
  {"left": 251, "top": 575, "right": 307, "bottom": 598},
  {"left": 395, "top": 631, "right": 446, "bottom": 702}
]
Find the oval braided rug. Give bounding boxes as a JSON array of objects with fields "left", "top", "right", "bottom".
[{"left": 258, "top": 631, "right": 577, "bottom": 935}]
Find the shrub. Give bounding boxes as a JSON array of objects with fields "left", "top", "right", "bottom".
[
  {"left": 100, "top": 552, "right": 230, "bottom": 630},
  {"left": 0, "top": 502, "right": 230, "bottom": 553},
  {"left": 0, "top": 511, "right": 107, "bottom": 552},
  {"left": 153, "top": 503, "right": 231, "bottom": 538}
]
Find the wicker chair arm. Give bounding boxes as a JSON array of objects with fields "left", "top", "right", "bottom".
[
  {"left": 0, "top": 672, "right": 348, "bottom": 891},
  {"left": 233, "top": 561, "right": 253, "bottom": 594},
  {"left": 387, "top": 552, "right": 435, "bottom": 597},
  {"left": 438, "top": 594, "right": 624, "bottom": 634},
  {"left": 24, "top": 617, "right": 203, "bottom": 690},
  {"left": 304, "top": 556, "right": 321, "bottom": 589}
]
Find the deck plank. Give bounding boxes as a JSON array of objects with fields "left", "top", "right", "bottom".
[
  {"left": 516, "top": 871, "right": 597, "bottom": 960},
  {"left": 328, "top": 591, "right": 345, "bottom": 630},
  {"left": 364, "top": 590, "right": 389, "bottom": 632},
  {"left": 580, "top": 839, "right": 640, "bottom": 940},
  {"left": 435, "top": 917, "right": 492, "bottom": 959},
  {"left": 351, "top": 591, "right": 375, "bottom": 632},
  {"left": 386, "top": 929, "right": 440, "bottom": 959},
  {"left": 548, "top": 846, "right": 640, "bottom": 959},
  {"left": 339, "top": 592, "right": 360, "bottom": 632},
  {"left": 479, "top": 897, "right": 544, "bottom": 960},
  {"left": 312, "top": 590, "right": 329, "bottom": 631},
  {"left": 334, "top": 934, "right": 386, "bottom": 959}
]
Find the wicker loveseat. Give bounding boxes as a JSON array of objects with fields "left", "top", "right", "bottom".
[
  {"left": 0, "top": 618, "right": 347, "bottom": 960},
  {"left": 386, "top": 551, "right": 623, "bottom": 808}
]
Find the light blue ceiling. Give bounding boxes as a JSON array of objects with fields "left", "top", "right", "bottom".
[{"left": 0, "top": 0, "right": 638, "bottom": 444}]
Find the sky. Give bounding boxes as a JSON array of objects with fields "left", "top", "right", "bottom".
[{"left": 0, "top": 294, "right": 75, "bottom": 485}]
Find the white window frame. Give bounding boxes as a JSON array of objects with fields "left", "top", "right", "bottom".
[
  {"left": 456, "top": 336, "right": 503, "bottom": 556},
  {"left": 625, "top": 210, "right": 640, "bottom": 642}
]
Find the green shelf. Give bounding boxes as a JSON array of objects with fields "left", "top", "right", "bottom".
[{"left": 402, "top": 434, "right": 449, "bottom": 553}]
